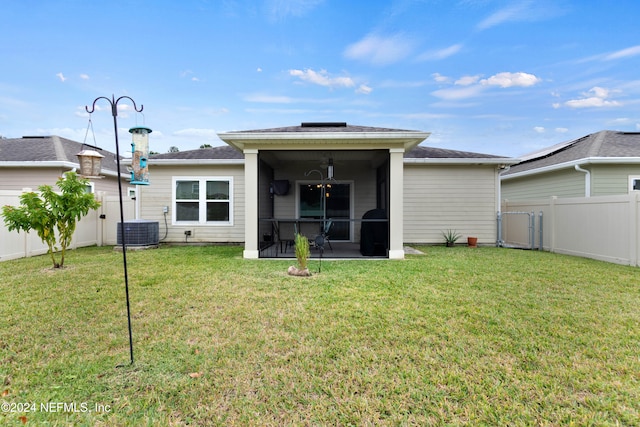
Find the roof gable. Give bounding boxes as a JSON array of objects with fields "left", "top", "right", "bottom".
[{"left": 218, "top": 122, "right": 431, "bottom": 152}]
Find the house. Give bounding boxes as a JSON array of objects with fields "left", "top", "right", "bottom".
[
  {"left": 501, "top": 130, "right": 640, "bottom": 200},
  {"left": 143, "top": 123, "right": 517, "bottom": 259},
  {"left": 0, "top": 135, "right": 129, "bottom": 195}
]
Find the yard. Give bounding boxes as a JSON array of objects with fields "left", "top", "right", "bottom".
[{"left": 0, "top": 245, "right": 638, "bottom": 425}]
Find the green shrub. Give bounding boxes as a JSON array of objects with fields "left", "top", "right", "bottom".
[{"left": 294, "top": 233, "right": 310, "bottom": 269}]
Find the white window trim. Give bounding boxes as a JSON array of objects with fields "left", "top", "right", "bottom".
[
  {"left": 629, "top": 175, "right": 640, "bottom": 192},
  {"left": 172, "top": 176, "right": 233, "bottom": 226},
  {"left": 85, "top": 181, "right": 95, "bottom": 194}
]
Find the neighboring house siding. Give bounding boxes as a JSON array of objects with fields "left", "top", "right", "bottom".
[
  {"left": 139, "top": 164, "right": 245, "bottom": 243},
  {"left": 0, "top": 167, "right": 125, "bottom": 194},
  {"left": 0, "top": 168, "right": 66, "bottom": 190},
  {"left": 403, "top": 164, "right": 498, "bottom": 243},
  {"left": 502, "top": 169, "right": 585, "bottom": 200},
  {"left": 591, "top": 164, "right": 640, "bottom": 196}
]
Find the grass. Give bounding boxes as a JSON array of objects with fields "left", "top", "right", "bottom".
[{"left": 1, "top": 245, "right": 639, "bottom": 426}]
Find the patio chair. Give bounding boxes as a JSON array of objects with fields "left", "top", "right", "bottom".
[
  {"left": 273, "top": 220, "right": 296, "bottom": 254},
  {"left": 314, "top": 219, "right": 333, "bottom": 251}
]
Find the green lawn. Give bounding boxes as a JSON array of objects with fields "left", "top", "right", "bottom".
[{"left": 1, "top": 245, "right": 639, "bottom": 426}]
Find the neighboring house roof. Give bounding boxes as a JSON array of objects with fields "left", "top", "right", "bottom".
[
  {"left": 0, "top": 135, "right": 126, "bottom": 176},
  {"left": 503, "top": 130, "right": 640, "bottom": 178}
]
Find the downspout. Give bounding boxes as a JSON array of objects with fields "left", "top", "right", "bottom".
[
  {"left": 574, "top": 164, "right": 591, "bottom": 197},
  {"left": 497, "top": 165, "right": 510, "bottom": 246}
]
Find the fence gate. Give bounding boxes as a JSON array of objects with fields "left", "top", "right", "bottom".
[{"left": 497, "top": 211, "right": 543, "bottom": 250}]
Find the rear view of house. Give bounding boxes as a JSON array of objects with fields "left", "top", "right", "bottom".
[{"left": 143, "top": 122, "right": 516, "bottom": 258}]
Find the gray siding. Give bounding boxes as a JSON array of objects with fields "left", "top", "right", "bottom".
[
  {"left": 502, "top": 169, "right": 585, "bottom": 200},
  {"left": 403, "top": 164, "right": 498, "bottom": 244},
  {"left": 591, "top": 164, "right": 640, "bottom": 196},
  {"left": 0, "top": 167, "right": 123, "bottom": 194},
  {"left": 139, "top": 164, "right": 245, "bottom": 243}
]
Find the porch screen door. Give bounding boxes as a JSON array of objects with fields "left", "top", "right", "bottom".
[
  {"left": 325, "top": 183, "right": 349, "bottom": 240},
  {"left": 299, "top": 183, "right": 350, "bottom": 241}
]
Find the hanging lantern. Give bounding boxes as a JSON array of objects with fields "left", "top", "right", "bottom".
[
  {"left": 129, "top": 126, "right": 152, "bottom": 185},
  {"left": 327, "top": 158, "right": 334, "bottom": 179},
  {"left": 76, "top": 148, "right": 104, "bottom": 178}
]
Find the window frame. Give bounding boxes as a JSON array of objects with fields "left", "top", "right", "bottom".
[
  {"left": 629, "top": 175, "right": 640, "bottom": 193},
  {"left": 172, "top": 176, "right": 233, "bottom": 226}
]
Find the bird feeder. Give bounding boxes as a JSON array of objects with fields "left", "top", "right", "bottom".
[
  {"left": 129, "top": 126, "right": 152, "bottom": 185},
  {"left": 76, "top": 148, "right": 104, "bottom": 178}
]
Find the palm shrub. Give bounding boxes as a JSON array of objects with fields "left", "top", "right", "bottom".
[
  {"left": 442, "top": 229, "right": 461, "bottom": 246},
  {"left": 294, "top": 232, "right": 310, "bottom": 270}
]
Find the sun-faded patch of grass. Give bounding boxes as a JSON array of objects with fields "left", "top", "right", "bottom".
[{"left": 0, "top": 245, "right": 639, "bottom": 425}]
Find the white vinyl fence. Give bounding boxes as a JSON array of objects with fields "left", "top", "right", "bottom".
[
  {"left": 0, "top": 190, "right": 134, "bottom": 262},
  {"left": 503, "top": 193, "right": 640, "bottom": 266}
]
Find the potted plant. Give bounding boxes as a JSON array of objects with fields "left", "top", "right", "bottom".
[
  {"left": 467, "top": 236, "right": 478, "bottom": 247},
  {"left": 288, "top": 233, "right": 311, "bottom": 276},
  {"left": 442, "top": 229, "right": 461, "bottom": 247}
]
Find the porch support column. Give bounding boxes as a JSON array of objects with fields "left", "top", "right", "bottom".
[
  {"left": 243, "top": 148, "right": 259, "bottom": 259},
  {"left": 388, "top": 148, "right": 405, "bottom": 259}
]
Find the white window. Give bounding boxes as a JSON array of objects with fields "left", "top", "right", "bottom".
[
  {"left": 172, "top": 177, "right": 233, "bottom": 225},
  {"left": 84, "top": 182, "right": 95, "bottom": 194},
  {"left": 629, "top": 176, "right": 640, "bottom": 192}
]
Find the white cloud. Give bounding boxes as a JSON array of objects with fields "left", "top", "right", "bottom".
[
  {"left": 555, "top": 128, "right": 568, "bottom": 133},
  {"left": 180, "top": 70, "right": 201, "bottom": 81},
  {"left": 431, "top": 71, "right": 540, "bottom": 101},
  {"left": 356, "top": 84, "right": 372, "bottom": 95},
  {"left": 257, "top": 68, "right": 263, "bottom": 72},
  {"left": 432, "top": 73, "right": 451, "bottom": 83},
  {"left": 56, "top": 72, "right": 66, "bottom": 82},
  {"left": 173, "top": 128, "right": 219, "bottom": 140},
  {"left": 455, "top": 75, "right": 481, "bottom": 86},
  {"left": 565, "top": 86, "right": 621, "bottom": 108},
  {"left": 480, "top": 72, "right": 541, "bottom": 88},
  {"left": 417, "top": 44, "right": 463, "bottom": 61},
  {"left": 344, "top": 33, "right": 415, "bottom": 65},
  {"left": 603, "top": 45, "right": 640, "bottom": 61},
  {"left": 533, "top": 126, "right": 545, "bottom": 133},
  {"left": 431, "top": 85, "right": 485, "bottom": 100},
  {"left": 265, "top": 0, "right": 324, "bottom": 21},
  {"left": 289, "top": 68, "right": 355, "bottom": 89},
  {"left": 477, "top": 1, "right": 533, "bottom": 30},
  {"left": 245, "top": 94, "right": 294, "bottom": 103},
  {"left": 80, "top": 74, "right": 90, "bottom": 80},
  {"left": 476, "top": 0, "right": 563, "bottom": 30}
]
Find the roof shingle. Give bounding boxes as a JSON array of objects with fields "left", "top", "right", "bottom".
[
  {"left": 505, "top": 130, "right": 640, "bottom": 175},
  {"left": 0, "top": 135, "right": 125, "bottom": 173}
]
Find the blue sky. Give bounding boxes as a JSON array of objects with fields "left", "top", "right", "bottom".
[{"left": 2, "top": 0, "right": 640, "bottom": 158}]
